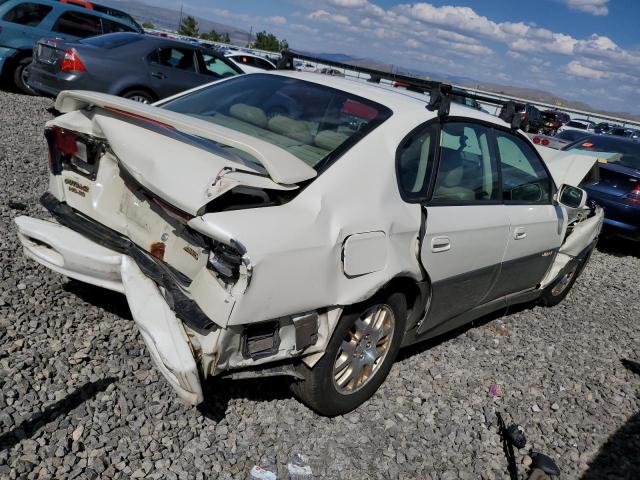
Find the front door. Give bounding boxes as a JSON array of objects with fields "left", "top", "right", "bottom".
[{"left": 491, "top": 131, "right": 563, "bottom": 297}]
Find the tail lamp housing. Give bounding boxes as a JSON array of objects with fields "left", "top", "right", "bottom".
[{"left": 60, "top": 49, "right": 87, "bottom": 73}]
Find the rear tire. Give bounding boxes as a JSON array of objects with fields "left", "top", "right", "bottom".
[
  {"left": 292, "top": 292, "right": 407, "bottom": 416},
  {"left": 122, "top": 89, "right": 155, "bottom": 104},
  {"left": 13, "top": 57, "right": 36, "bottom": 95}
]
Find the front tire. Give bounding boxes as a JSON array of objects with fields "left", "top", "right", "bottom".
[
  {"left": 540, "top": 266, "right": 579, "bottom": 307},
  {"left": 292, "top": 292, "right": 407, "bottom": 416},
  {"left": 13, "top": 57, "right": 36, "bottom": 95}
]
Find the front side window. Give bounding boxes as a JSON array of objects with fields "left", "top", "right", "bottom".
[
  {"left": 2, "top": 2, "right": 52, "bottom": 26},
  {"left": 496, "top": 132, "right": 552, "bottom": 203},
  {"left": 431, "top": 122, "right": 499, "bottom": 203},
  {"left": 396, "top": 124, "right": 437, "bottom": 201},
  {"left": 201, "top": 53, "right": 238, "bottom": 77},
  {"left": 152, "top": 47, "right": 197, "bottom": 72},
  {"left": 52, "top": 11, "right": 102, "bottom": 37},
  {"left": 162, "top": 74, "right": 392, "bottom": 169}
]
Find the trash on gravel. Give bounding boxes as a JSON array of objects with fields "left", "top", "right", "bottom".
[
  {"left": 488, "top": 383, "right": 503, "bottom": 397},
  {"left": 249, "top": 465, "right": 277, "bottom": 480},
  {"left": 483, "top": 406, "right": 494, "bottom": 426},
  {"left": 7, "top": 201, "right": 27, "bottom": 211},
  {"left": 287, "top": 452, "right": 313, "bottom": 479}
]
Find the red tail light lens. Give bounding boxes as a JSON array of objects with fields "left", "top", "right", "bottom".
[
  {"left": 625, "top": 184, "right": 640, "bottom": 204},
  {"left": 542, "top": 139, "right": 550, "bottom": 146},
  {"left": 533, "top": 136, "right": 541, "bottom": 144},
  {"left": 60, "top": 49, "right": 87, "bottom": 73},
  {"left": 52, "top": 127, "right": 78, "bottom": 155}
]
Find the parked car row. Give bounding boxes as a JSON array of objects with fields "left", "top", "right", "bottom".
[
  {"left": 0, "top": 0, "right": 142, "bottom": 93},
  {"left": 28, "top": 32, "right": 246, "bottom": 102}
]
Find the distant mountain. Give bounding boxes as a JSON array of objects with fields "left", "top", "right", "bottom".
[{"left": 97, "top": 0, "right": 252, "bottom": 45}]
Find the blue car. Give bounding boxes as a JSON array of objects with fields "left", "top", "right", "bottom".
[
  {"left": 0, "top": 0, "right": 141, "bottom": 94},
  {"left": 563, "top": 135, "right": 640, "bottom": 241}
]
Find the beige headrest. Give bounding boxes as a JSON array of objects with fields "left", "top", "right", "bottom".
[
  {"left": 314, "top": 130, "right": 348, "bottom": 151},
  {"left": 268, "top": 115, "right": 313, "bottom": 144},
  {"left": 229, "top": 104, "right": 268, "bottom": 128}
]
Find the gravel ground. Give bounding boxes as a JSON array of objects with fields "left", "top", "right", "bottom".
[{"left": 0, "top": 89, "right": 639, "bottom": 480}]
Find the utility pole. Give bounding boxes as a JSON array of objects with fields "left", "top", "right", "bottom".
[
  {"left": 178, "top": 1, "right": 184, "bottom": 31},
  {"left": 248, "top": 25, "right": 253, "bottom": 46}
]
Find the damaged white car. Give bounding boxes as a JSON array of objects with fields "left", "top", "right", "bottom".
[{"left": 15, "top": 70, "right": 603, "bottom": 416}]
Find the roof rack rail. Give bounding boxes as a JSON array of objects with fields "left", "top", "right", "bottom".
[{"left": 278, "top": 50, "right": 525, "bottom": 127}]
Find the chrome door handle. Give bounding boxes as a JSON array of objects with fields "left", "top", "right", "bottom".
[
  {"left": 514, "top": 227, "right": 527, "bottom": 240},
  {"left": 431, "top": 236, "right": 451, "bottom": 253},
  {"left": 151, "top": 72, "right": 167, "bottom": 79}
]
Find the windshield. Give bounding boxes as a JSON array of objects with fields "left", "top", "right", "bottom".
[
  {"left": 565, "top": 136, "right": 640, "bottom": 171},
  {"left": 161, "top": 74, "right": 392, "bottom": 170}
]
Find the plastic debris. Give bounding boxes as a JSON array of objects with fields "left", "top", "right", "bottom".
[
  {"left": 488, "top": 383, "right": 503, "bottom": 397},
  {"left": 8, "top": 201, "right": 27, "bottom": 211},
  {"left": 483, "top": 406, "right": 494, "bottom": 427},
  {"left": 287, "top": 452, "right": 313, "bottom": 480},
  {"left": 249, "top": 465, "right": 277, "bottom": 480}
]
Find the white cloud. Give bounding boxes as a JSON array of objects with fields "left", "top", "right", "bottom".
[
  {"left": 290, "top": 23, "right": 319, "bottom": 35},
  {"left": 405, "top": 38, "right": 419, "bottom": 48},
  {"left": 566, "top": 60, "right": 609, "bottom": 79},
  {"left": 268, "top": 16, "right": 287, "bottom": 25},
  {"left": 327, "top": 0, "right": 368, "bottom": 7},
  {"left": 561, "top": 0, "right": 609, "bottom": 16},
  {"left": 308, "top": 9, "right": 351, "bottom": 25}
]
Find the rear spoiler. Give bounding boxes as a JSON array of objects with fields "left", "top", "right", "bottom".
[{"left": 55, "top": 90, "right": 317, "bottom": 185}]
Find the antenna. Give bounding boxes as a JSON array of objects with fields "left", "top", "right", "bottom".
[{"left": 178, "top": 2, "right": 184, "bottom": 31}]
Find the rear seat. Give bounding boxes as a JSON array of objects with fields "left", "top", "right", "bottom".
[{"left": 215, "top": 103, "right": 351, "bottom": 166}]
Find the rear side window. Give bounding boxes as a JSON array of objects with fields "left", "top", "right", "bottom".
[
  {"left": 2, "top": 2, "right": 52, "bottom": 26},
  {"left": 396, "top": 124, "right": 438, "bottom": 201},
  {"left": 432, "top": 122, "right": 499, "bottom": 203},
  {"left": 496, "top": 132, "right": 552, "bottom": 204},
  {"left": 255, "top": 57, "right": 275, "bottom": 70},
  {"left": 53, "top": 11, "right": 102, "bottom": 38}
]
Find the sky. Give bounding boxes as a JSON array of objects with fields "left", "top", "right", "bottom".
[{"left": 156, "top": 0, "right": 640, "bottom": 114}]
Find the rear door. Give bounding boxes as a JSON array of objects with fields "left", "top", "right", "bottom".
[
  {"left": 147, "top": 46, "right": 204, "bottom": 98},
  {"left": 397, "top": 121, "right": 510, "bottom": 334},
  {"left": 491, "top": 130, "right": 562, "bottom": 297}
]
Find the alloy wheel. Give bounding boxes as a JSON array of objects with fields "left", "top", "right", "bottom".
[{"left": 332, "top": 304, "right": 395, "bottom": 394}]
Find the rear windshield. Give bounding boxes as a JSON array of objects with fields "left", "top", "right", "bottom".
[
  {"left": 161, "top": 74, "right": 392, "bottom": 170},
  {"left": 80, "top": 32, "right": 143, "bottom": 49},
  {"left": 565, "top": 121, "right": 587, "bottom": 129},
  {"left": 566, "top": 137, "right": 640, "bottom": 170}
]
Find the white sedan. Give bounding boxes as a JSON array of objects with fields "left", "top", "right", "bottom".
[
  {"left": 225, "top": 52, "right": 277, "bottom": 74},
  {"left": 15, "top": 71, "right": 603, "bottom": 416}
]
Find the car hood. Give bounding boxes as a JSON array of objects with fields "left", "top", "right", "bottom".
[{"left": 535, "top": 146, "right": 600, "bottom": 187}]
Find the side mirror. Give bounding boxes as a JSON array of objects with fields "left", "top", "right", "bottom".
[{"left": 558, "top": 184, "right": 588, "bottom": 209}]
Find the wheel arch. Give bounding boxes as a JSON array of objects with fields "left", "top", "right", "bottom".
[
  {"left": 0, "top": 49, "right": 30, "bottom": 80},
  {"left": 117, "top": 85, "right": 159, "bottom": 102}
]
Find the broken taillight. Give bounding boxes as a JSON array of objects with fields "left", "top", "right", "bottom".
[
  {"left": 52, "top": 127, "right": 78, "bottom": 155},
  {"left": 625, "top": 184, "right": 640, "bottom": 204},
  {"left": 60, "top": 49, "right": 87, "bottom": 73}
]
